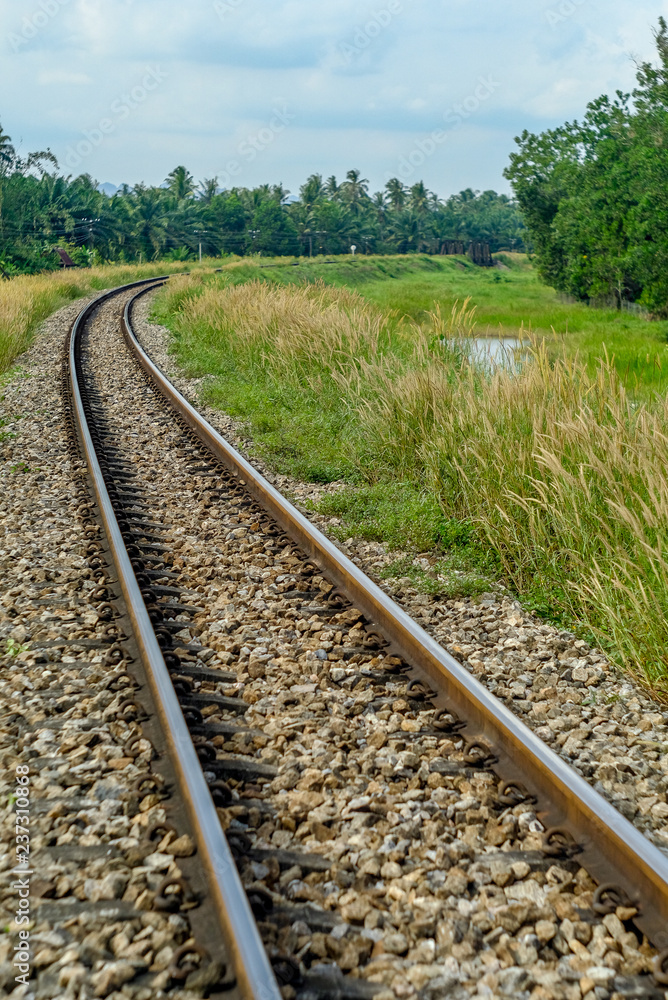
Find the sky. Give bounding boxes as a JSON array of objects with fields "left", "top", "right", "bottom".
[{"left": 1, "top": 0, "right": 667, "bottom": 200}]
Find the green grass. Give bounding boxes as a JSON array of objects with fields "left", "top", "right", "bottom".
[
  {"left": 219, "top": 253, "right": 668, "bottom": 396},
  {"left": 204, "top": 371, "right": 355, "bottom": 483},
  {"left": 151, "top": 256, "right": 668, "bottom": 682},
  {"left": 308, "top": 482, "right": 500, "bottom": 599},
  {"left": 150, "top": 264, "right": 508, "bottom": 606}
]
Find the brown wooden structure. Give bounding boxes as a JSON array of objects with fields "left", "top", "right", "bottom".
[
  {"left": 440, "top": 240, "right": 467, "bottom": 256},
  {"left": 468, "top": 241, "right": 493, "bottom": 266},
  {"left": 53, "top": 247, "right": 77, "bottom": 268},
  {"left": 440, "top": 240, "right": 493, "bottom": 266}
]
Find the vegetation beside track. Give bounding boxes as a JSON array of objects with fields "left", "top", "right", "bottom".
[
  {"left": 154, "top": 255, "right": 668, "bottom": 684},
  {"left": 189, "top": 253, "right": 668, "bottom": 395},
  {"left": 0, "top": 259, "right": 218, "bottom": 373}
]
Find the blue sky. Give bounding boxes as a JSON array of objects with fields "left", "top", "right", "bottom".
[{"left": 1, "top": 0, "right": 666, "bottom": 198}]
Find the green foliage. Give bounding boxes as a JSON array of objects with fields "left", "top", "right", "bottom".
[
  {"left": 505, "top": 18, "right": 668, "bottom": 315},
  {"left": 0, "top": 119, "right": 526, "bottom": 273},
  {"left": 4, "top": 638, "right": 26, "bottom": 657},
  {"left": 313, "top": 482, "right": 500, "bottom": 597}
]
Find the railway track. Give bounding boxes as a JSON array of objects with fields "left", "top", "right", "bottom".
[{"left": 63, "top": 277, "right": 668, "bottom": 999}]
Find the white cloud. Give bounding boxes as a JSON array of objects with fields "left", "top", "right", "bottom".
[{"left": 1, "top": 0, "right": 667, "bottom": 194}]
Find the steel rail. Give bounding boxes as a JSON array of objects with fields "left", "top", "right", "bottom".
[
  {"left": 69, "top": 280, "right": 282, "bottom": 1000},
  {"left": 123, "top": 281, "right": 668, "bottom": 955}
]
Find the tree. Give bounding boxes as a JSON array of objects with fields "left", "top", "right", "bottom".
[
  {"left": 0, "top": 123, "right": 15, "bottom": 174},
  {"left": 300, "top": 173, "right": 325, "bottom": 211},
  {"left": 129, "top": 185, "right": 172, "bottom": 258},
  {"left": 199, "top": 177, "right": 219, "bottom": 203},
  {"left": 250, "top": 198, "right": 300, "bottom": 255},
  {"left": 385, "top": 178, "right": 407, "bottom": 211},
  {"left": 341, "top": 169, "right": 369, "bottom": 215},
  {"left": 165, "top": 165, "right": 196, "bottom": 201},
  {"left": 503, "top": 18, "right": 668, "bottom": 312},
  {"left": 325, "top": 175, "right": 339, "bottom": 198},
  {"left": 409, "top": 181, "right": 430, "bottom": 214},
  {"left": 206, "top": 191, "right": 248, "bottom": 254}
]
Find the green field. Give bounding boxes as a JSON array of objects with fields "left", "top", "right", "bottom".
[
  {"left": 212, "top": 253, "right": 668, "bottom": 395},
  {"left": 151, "top": 255, "right": 668, "bottom": 684}
]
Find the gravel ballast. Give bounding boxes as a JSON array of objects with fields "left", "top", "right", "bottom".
[
  {"left": 0, "top": 288, "right": 666, "bottom": 1000},
  {"left": 134, "top": 295, "right": 668, "bottom": 858},
  {"left": 130, "top": 293, "right": 668, "bottom": 997},
  {"left": 0, "top": 296, "right": 230, "bottom": 1000}
]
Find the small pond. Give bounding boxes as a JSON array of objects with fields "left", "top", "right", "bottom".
[{"left": 449, "top": 337, "right": 527, "bottom": 372}]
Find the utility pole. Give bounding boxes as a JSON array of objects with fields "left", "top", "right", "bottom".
[{"left": 199, "top": 242, "right": 202, "bottom": 263}]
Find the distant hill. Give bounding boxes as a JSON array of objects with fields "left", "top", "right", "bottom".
[{"left": 98, "top": 182, "right": 118, "bottom": 197}]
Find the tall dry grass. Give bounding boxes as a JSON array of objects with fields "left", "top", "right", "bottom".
[
  {"left": 165, "top": 277, "right": 391, "bottom": 370},
  {"left": 0, "top": 262, "right": 208, "bottom": 373},
  {"left": 339, "top": 324, "right": 668, "bottom": 680},
  {"left": 163, "top": 274, "right": 668, "bottom": 681}
]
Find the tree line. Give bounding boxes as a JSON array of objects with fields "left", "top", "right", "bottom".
[
  {"left": 505, "top": 18, "right": 668, "bottom": 316},
  {"left": 0, "top": 133, "right": 526, "bottom": 274}
]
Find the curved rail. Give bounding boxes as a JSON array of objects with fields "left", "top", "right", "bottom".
[
  {"left": 122, "top": 282, "right": 668, "bottom": 956},
  {"left": 69, "top": 280, "right": 282, "bottom": 1000}
]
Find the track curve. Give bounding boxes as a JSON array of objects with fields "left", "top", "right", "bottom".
[
  {"left": 69, "top": 279, "right": 282, "bottom": 1000},
  {"left": 67, "top": 277, "right": 668, "bottom": 996}
]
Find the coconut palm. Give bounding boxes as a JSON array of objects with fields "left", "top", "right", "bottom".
[
  {"left": 129, "top": 185, "right": 172, "bottom": 258},
  {"left": 300, "top": 174, "right": 325, "bottom": 211},
  {"left": 0, "top": 124, "right": 16, "bottom": 174},
  {"left": 271, "top": 183, "right": 291, "bottom": 204},
  {"left": 341, "top": 169, "right": 369, "bottom": 215},
  {"left": 199, "top": 177, "right": 219, "bottom": 203},
  {"left": 165, "top": 165, "right": 196, "bottom": 201},
  {"left": 409, "top": 181, "right": 431, "bottom": 214},
  {"left": 385, "top": 177, "right": 407, "bottom": 211}
]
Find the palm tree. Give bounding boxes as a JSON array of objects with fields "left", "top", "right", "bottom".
[
  {"left": 0, "top": 124, "right": 16, "bottom": 174},
  {"left": 409, "top": 181, "right": 430, "bottom": 214},
  {"left": 342, "top": 169, "right": 370, "bottom": 215},
  {"left": 33, "top": 174, "right": 72, "bottom": 236},
  {"left": 237, "top": 185, "right": 272, "bottom": 213},
  {"left": 385, "top": 177, "right": 406, "bottom": 211},
  {"left": 165, "top": 165, "right": 196, "bottom": 201},
  {"left": 372, "top": 191, "right": 388, "bottom": 239},
  {"left": 325, "top": 175, "right": 339, "bottom": 198},
  {"left": 271, "top": 183, "right": 290, "bottom": 204},
  {"left": 300, "top": 174, "right": 325, "bottom": 211},
  {"left": 130, "top": 185, "right": 172, "bottom": 258},
  {"left": 199, "top": 177, "right": 219, "bottom": 203},
  {"left": 389, "top": 210, "right": 431, "bottom": 253},
  {"left": 311, "top": 199, "right": 355, "bottom": 254}
]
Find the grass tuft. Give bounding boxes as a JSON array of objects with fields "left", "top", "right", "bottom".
[{"left": 154, "top": 257, "right": 668, "bottom": 683}]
